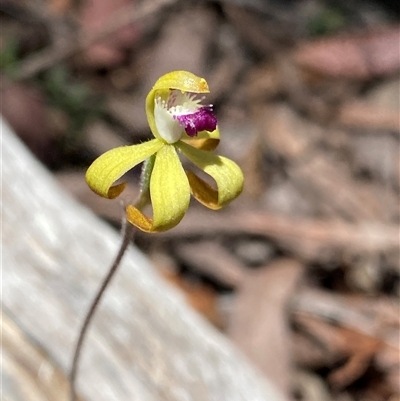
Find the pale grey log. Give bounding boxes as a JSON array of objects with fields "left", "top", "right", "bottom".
[{"left": 1, "top": 116, "right": 286, "bottom": 401}]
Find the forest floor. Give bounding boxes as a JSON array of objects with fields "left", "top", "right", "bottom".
[{"left": 1, "top": 0, "right": 399, "bottom": 400}]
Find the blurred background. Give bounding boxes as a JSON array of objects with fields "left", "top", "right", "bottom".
[{"left": 1, "top": 0, "right": 399, "bottom": 400}]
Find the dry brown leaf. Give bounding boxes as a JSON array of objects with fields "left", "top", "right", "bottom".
[
  {"left": 327, "top": 326, "right": 382, "bottom": 389},
  {"left": 338, "top": 101, "right": 400, "bottom": 132},
  {"left": 228, "top": 259, "right": 304, "bottom": 398},
  {"left": 295, "top": 26, "right": 400, "bottom": 79},
  {"left": 157, "top": 209, "right": 400, "bottom": 259}
]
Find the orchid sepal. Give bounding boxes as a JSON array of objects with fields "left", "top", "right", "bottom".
[
  {"left": 127, "top": 144, "right": 190, "bottom": 232},
  {"left": 146, "top": 71, "right": 211, "bottom": 141}
]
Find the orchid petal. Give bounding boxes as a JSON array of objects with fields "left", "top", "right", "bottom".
[
  {"left": 125, "top": 206, "right": 153, "bottom": 232},
  {"left": 85, "top": 139, "right": 163, "bottom": 198},
  {"left": 186, "top": 171, "right": 219, "bottom": 209},
  {"left": 177, "top": 141, "right": 244, "bottom": 209}
]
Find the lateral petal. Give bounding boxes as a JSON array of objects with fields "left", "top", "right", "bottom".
[
  {"left": 85, "top": 139, "right": 163, "bottom": 198},
  {"left": 186, "top": 171, "right": 219, "bottom": 209},
  {"left": 125, "top": 206, "right": 154, "bottom": 232},
  {"left": 177, "top": 142, "right": 244, "bottom": 208}
]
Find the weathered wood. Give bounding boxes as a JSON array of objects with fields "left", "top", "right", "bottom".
[{"left": 1, "top": 116, "right": 285, "bottom": 401}]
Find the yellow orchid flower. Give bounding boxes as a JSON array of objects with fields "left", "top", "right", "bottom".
[{"left": 86, "top": 71, "right": 244, "bottom": 232}]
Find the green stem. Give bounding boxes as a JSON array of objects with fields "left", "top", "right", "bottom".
[
  {"left": 69, "top": 155, "right": 155, "bottom": 401},
  {"left": 136, "top": 154, "right": 155, "bottom": 210}
]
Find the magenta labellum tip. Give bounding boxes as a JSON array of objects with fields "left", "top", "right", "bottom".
[{"left": 177, "top": 106, "right": 217, "bottom": 137}]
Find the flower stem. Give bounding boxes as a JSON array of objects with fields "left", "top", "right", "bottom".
[
  {"left": 136, "top": 154, "right": 155, "bottom": 210},
  {"left": 69, "top": 155, "right": 155, "bottom": 401},
  {"left": 69, "top": 221, "right": 134, "bottom": 401}
]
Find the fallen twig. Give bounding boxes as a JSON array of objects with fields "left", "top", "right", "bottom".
[{"left": 156, "top": 209, "right": 399, "bottom": 256}]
